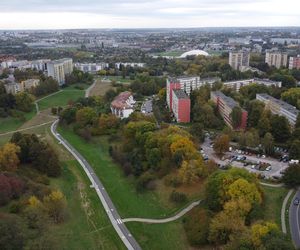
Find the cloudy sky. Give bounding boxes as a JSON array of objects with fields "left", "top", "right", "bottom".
[{"left": 0, "top": 0, "right": 299, "bottom": 29}]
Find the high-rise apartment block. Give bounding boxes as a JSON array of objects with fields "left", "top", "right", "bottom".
[
  {"left": 229, "top": 51, "right": 250, "bottom": 70},
  {"left": 47, "top": 58, "right": 73, "bottom": 85},
  {"left": 172, "top": 89, "right": 191, "bottom": 123},
  {"left": 265, "top": 50, "right": 288, "bottom": 69},
  {"left": 289, "top": 55, "right": 300, "bottom": 70}
]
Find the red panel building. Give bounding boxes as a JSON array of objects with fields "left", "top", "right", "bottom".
[
  {"left": 166, "top": 79, "right": 181, "bottom": 111},
  {"left": 172, "top": 89, "right": 190, "bottom": 123}
]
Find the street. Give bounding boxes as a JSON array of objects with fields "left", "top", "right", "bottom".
[
  {"left": 289, "top": 190, "right": 300, "bottom": 249},
  {"left": 51, "top": 120, "right": 141, "bottom": 250}
]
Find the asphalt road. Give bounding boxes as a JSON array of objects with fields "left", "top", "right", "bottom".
[
  {"left": 51, "top": 120, "right": 141, "bottom": 250},
  {"left": 289, "top": 189, "right": 300, "bottom": 249}
]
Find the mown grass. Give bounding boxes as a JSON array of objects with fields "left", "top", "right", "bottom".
[
  {"left": 0, "top": 109, "right": 36, "bottom": 133},
  {"left": 262, "top": 185, "right": 289, "bottom": 227}
]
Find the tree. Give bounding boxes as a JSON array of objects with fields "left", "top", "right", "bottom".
[
  {"left": 230, "top": 106, "right": 243, "bottom": 129},
  {"left": 43, "top": 190, "right": 67, "bottom": 223},
  {"left": 289, "top": 140, "right": 300, "bottom": 160},
  {"left": 213, "top": 134, "right": 230, "bottom": 156},
  {"left": 296, "top": 114, "right": 300, "bottom": 129},
  {"left": 0, "top": 143, "right": 20, "bottom": 171},
  {"left": 178, "top": 159, "right": 204, "bottom": 184},
  {"left": 270, "top": 115, "right": 291, "bottom": 143},
  {"left": 247, "top": 100, "right": 265, "bottom": 127},
  {"left": 15, "top": 92, "right": 34, "bottom": 112},
  {"left": 262, "top": 133, "right": 274, "bottom": 156},
  {"left": 76, "top": 107, "right": 97, "bottom": 127},
  {"left": 281, "top": 88, "right": 300, "bottom": 109},
  {"left": 282, "top": 164, "right": 300, "bottom": 188},
  {"left": 257, "top": 110, "right": 271, "bottom": 136},
  {"left": 0, "top": 214, "right": 24, "bottom": 250},
  {"left": 251, "top": 221, "right": 278, "bottom": 248}
]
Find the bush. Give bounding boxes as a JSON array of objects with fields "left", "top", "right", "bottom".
[
  {"left": 169, "top": 190, "right": 187, "bottom": 203},
  {"left": 164, "top": 175, "right": 182, "bottom": 187},
  {"left": 136, "top": 172, "right": 156, "bottom": 192}
]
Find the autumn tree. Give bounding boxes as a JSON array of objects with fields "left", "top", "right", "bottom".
[
  {"left": 213, "top": 134, "right": 230, "bottom": 156},
  {"left": 0, "top": 143, "right": 20, "bottom": 171},
  {"left": 43, "top": 190, "right": 68, "bottom": 223},
  {"left": 15, "top": 92, "right": 34, "bottom": 112},
  {"left": 178, "top": 159, "right": 205, "bottom": 184},
  {"left": 251, "top": 221, "right": 278, "bottom": 248},
  {"left": 75, "top": 107, "right": 97, "bottom": 127}
]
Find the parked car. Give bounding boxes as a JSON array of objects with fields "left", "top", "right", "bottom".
[
  {"left": 266, "top": 166, "right": 272, "bottom": 171},
  {"left": 294, "top": 198, "right": 300, "bottom": 206}
]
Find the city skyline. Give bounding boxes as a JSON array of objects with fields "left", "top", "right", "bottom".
[{"left": 0, "top": 0, "right": 299, "bottom": 29}]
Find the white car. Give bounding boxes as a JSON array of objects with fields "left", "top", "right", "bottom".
[{"left": 266, "top": 166, "right": 272, "bottom": 171}]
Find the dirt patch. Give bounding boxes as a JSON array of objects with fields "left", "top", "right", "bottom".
[
  {"left": 19, "top": 111, "right": 56, "bottom": 130},
  {"left": 89, "top": 80, "right": 115, "bottom": 97}
]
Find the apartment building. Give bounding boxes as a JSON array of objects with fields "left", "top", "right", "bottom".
[
  {"left": 229, "top": 51, "right": 250, "bottom": 70},
  {"left": 172, "top": 89, "right": 190, "bottom": 123},
  {"left": 265, "top": 50, "right": 288, "bottom": 69},
  {"left": 223, "top": 78, "right": 282, "bottom": 92},
  {"left": 47, "top": 58, "right": 73, "bottom": 85},
  {"left": 289, "top": 55, "right": 300, "bottom": 70},
  {"left": 110, "top": 91, "right": 135, "bottom": 119},
  {"left": 75, "top": 63, "right": 108, "bottom": 73},
  {"left": 256, "top": 93, "right": 299, "bottom": 127},
  {"left": 211, "top": 91, "right": 248, "bottom": 130},
  {"left": 4, "top": 78, "right": 40, "bottom": 95}
]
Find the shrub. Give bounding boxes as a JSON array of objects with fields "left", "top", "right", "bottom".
[{"left": 169, "top": 190, "right": 187, "bottom": 203}]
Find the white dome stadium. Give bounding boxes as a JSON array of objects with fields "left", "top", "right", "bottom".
[{"left": 179, "top": 50, "right": 209, "bottom": 58}]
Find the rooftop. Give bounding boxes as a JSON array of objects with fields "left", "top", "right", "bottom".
[
  {"left": 212, "top": 91, "right": 239, "bottom": 109},
  {"left": 257, "top": 93, "right": 299, "bottom": 116},
  {"left": 173, "top": 89, "right": 189, "bottom": 99},
  {"left": 111, "top": 91, "right": 133, "bottom": 109}
]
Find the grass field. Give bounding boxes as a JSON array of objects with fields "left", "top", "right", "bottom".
[
  {"left": 0, "top": 108, "right": 36, "bottom": 134},
  {"left": 262, "top": 185, "right": 289, "bottom": 227},
  {"left": 37, "top": 86, "right": 87, "bottom": 110},
  {"left": 155, "top": 51, "right": 185, "bottom": 57},
  {"left": 106, "top": 76, "right": 132, "bottom": 84},
  {"left": 89, "top": 80, "right": 114, "bottom": 97},
  {"left": 57, "top": 126, "right": 205, "bottom": 249}
]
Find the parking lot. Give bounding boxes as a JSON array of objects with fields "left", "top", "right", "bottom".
[{"left": 201, "top": 136, "right": 290, "bottom": 179}]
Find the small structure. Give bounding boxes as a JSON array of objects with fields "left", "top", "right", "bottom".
[{"left": 111, "top": 91, "right": 135, "bottom": 119}]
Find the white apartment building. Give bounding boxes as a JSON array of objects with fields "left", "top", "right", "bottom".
[
  {"left": 115, "top": 62, "right": 146, "bottom": 69},
  {"left": 265, "top": 50, "right": 288, "bottom": 69},
  {"left": 47, "top": 58, "right": 73, "bottom": 85},
  {"left": 110, "top": 91, "right": 135, "bottom": 119},
  {"left": 229, "top": 51, "right": 250, "bottom": 70},
  {"left": 75, "top": 62, "right": 108, "bottom": 73},
  {"left": 256, "top": 93, "right": 299, "bottom": 127},
  {"left": 223, "top": 78, "right": 282, "bottom": 92}
]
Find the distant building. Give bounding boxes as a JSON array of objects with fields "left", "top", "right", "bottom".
[
  {"left": 229, "top": 51, "right": 250, "bottom": 71},
  {"left": 75, "top": 62, "right": 108, "bottom": 73},
  {"left": 47, "top": 58, "right": 73, "bottom": 85},
  {"left": 172, "top": 89, "right": 190, "bottom": 123},
  {"left": 211, "top": 91, "right": 248, "bottom": 130},
  {"left": 110, "top": 91, "right": 135, "bottom": 119},
  {"left": 223, "top": 78, "right": 282, "bottom": 92},
  {"left": 21, "top": 79, "right": 40, "bottom": 90},
  {"left": 289, "top": 55, "right": 300, "bottom": 70},
  {"left": 265, "top": 50, "right": 288, "bottom": 69},
  {"left": 31, "top": 59, "right": 51, "bottom": 71},
  {"left": 115, "top": 62, "right": 145, "bottom": 69},
  {"left": 4, "top": 78, "right": 40, "bottom": 95},
  {"left": 256, "top": 93, "right": 299, "bottom": 127}
]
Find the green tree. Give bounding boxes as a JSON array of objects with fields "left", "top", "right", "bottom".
[
  {"left": 257, "top": 111, "right": 271, "bottom": 136},
  {"left": 270, "top": 115, "right": 291, "bottom": 143},
  {"left": 15, "top": 92, "right": 34, "bottom": 112},
  {"left": 289, "top": 140, "right": 300, "bottom": 160},
  {"left": 281, "top": 88, "right": 300, "bottom": 109},
  {"left": 247, "top": 100, "right": 265, "bottom": 127},
  {"left": 282, "top": 164, "right": 300, "bottom": 188},
  {"left": 262, "top": 133, "right": 274, "bottom": 156},
  {"left": 76, "top": 107, "right": 97, "bottom": 126}
]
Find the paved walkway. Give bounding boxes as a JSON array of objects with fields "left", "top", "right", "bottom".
[
  {"left": 122, "top": 200, "right": 201, "bottom": 224},
  {"left": 85, "top": 80, "right": 97, "bottom": 98},
  {"left": 281, "top": 189, "right": 294, "bottom": 234},
  {"left": 260, "top": 182, "right": 284, "bottom": 188}
]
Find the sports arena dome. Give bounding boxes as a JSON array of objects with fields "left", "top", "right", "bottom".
[{"left": 179, "top": 50, "right": 209, "bottom": 58}]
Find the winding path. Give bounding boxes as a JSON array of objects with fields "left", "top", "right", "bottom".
[
  {"left": 85, "top": 80, "right": 97, "bottom": 98},
  {"left": 122, "top": 200, "right": 201, "bottom": 224},
  {"left": 259, "top": 182, "right": 284, "bottom": 188}
]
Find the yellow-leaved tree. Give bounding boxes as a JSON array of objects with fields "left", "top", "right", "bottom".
[{"left": 0, "top": 143, "right": 20, "bottom": 171}]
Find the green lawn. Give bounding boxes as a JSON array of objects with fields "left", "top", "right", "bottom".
[
  {"left": 37, "top": 87, "right": 86, "bottom": 110},
  {"left": 0, "top": 109, "right": 36, "bottom": 133},
  {"left": 106, "top": 76, "right": 132, "bottom": 84},
  {"left": 57, "top": 126, "right": 200, "bottom": 249},
  {"left": 261, "top": 185, "right": 289, "bottom": 227},
  {"left": 49, "top": 160, "right": 125, "bottom": 250},
  {"left": 155, "top": 51, "right": 184, "bottom": 57}
]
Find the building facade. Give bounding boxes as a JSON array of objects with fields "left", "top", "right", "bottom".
[
  {"left": 223, "top": 78, "right": 282, "bottom": 92},
  {"left": 229, "top": 51, "right": 250, "bottom": 70},
  {"left": 211, "top": 91, "right": 248, "bottom": 130},
  {"left": 172, "top": 89, "right": 190, "bottom": 123},
  {"left": 47, "top": 58, "right": 73, "bottom": 85},
  {"left": 289, "top": 55, "right": 300, "bottom": 70},
  {"left": 110, "top": 91, "right": 135, "bottom": 119},
  {"left": 265, "top": 51, "right": 288, "bottom": 69},
  {"left": 75, "top": 63, "right": 109, "bottom": 73},
  {"left": 256, "top": 93, "right": 299, "bottom": 127}
]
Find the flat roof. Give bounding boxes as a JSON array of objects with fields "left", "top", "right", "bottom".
[
  {"left": 257, "top": 93, "right": 299, "bottom": 116},
  {"left": 212, "top": 91, "right": 239, "bottom": 109},
  {"left": 173, "top": 89, "right": 189, "bottom": 99}
]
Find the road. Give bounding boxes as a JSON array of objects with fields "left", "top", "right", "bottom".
[
  {"left": 51, "top": 120, "right": 141, "bottom": 250},
  {"left": 289, "top": 189, "right": 300, "bottom": 249},
  {"left": 123, "top": 200, "right": 201, "bottom": 224}
]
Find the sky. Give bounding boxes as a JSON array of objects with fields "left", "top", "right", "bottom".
[{"left": 0, "top": 0, "right": 299, "bottom": 29}]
